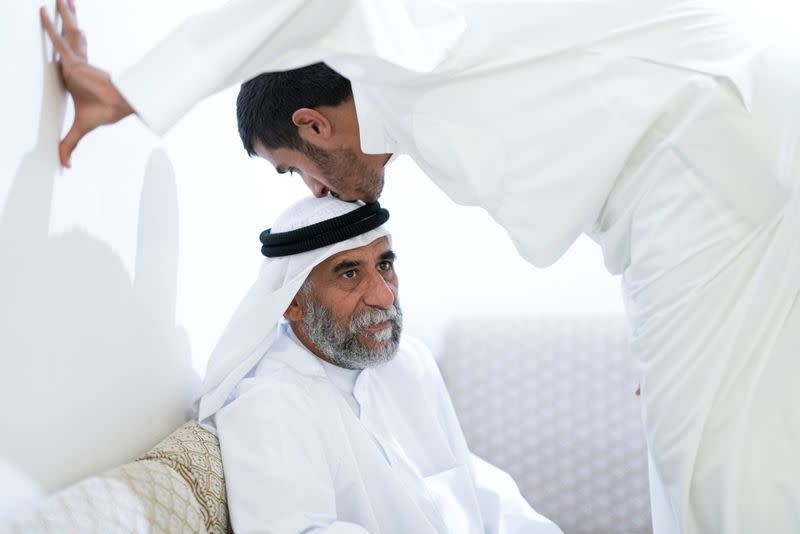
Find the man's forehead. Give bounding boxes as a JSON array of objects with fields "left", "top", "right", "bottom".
[
  {"left": 252, "top": 139, "right": 280, "bottom": 165},
  {"left": 315, "top": 236, "right": 392, "bottom": 270},
  {"left": 253, "top": 138, "right": 303, "bottom": 167}
]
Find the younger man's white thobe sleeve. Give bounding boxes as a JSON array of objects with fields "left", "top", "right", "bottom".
[
  {"left": 214, "top": 381, "right": 369, "bottom": 534},
  {"left": 114, "top": 0, "right": 466, "bottom": 135}
]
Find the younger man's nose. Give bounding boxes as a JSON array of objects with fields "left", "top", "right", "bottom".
[
  {"left": 310, "top": 180, "right": 329, "bottom": 198},
  {"left": 301, "top": 175, "right": 329, "bottom": 198}
]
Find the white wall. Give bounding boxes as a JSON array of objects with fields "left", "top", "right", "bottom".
[{"left": 0, "top": 1, "right": 199, "bottom": 491}]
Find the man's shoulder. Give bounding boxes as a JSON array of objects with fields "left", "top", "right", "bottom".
[
  {"left": 223, "top": 346, "right": 333, "bottom": 418},
  {"left": 226, "top": 366, "right": 315, "bottom": 411}
]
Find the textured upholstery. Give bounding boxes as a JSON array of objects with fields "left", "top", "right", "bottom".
[
  {"left": 439, "top": 315, "right": 652, "bottom": 534},
  {"left": 142, "top": 421, "right": 230, "bottom": 533},
  {"left": 2, "top": 421, "right": 231, "bottom": 534},
  {"left": 2, "top": 460, "right": 205, "bottom": 533}
]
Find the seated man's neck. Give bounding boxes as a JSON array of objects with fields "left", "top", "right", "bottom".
[{"left": 289, "top": 322, "right": 344, "bottom": 368}]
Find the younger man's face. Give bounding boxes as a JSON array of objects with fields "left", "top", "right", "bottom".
[{"left": 253, "top": 139, "right": 389, "bottom": 203}]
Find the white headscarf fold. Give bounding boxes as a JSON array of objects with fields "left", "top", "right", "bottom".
[{"left": 196, "top": 196, "right": 390, "bottom": 428}]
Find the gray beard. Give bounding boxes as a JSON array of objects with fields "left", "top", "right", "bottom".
[{"left": 301, "top": 300, "right": 403, "bottom": 370}]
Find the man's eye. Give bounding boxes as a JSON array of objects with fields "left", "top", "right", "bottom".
[
  {"left": 343, "top": 270, "right": 357, "bottom": 279},
  {"left": 378, "top": 261, "right": 392, "bottom": 271}
]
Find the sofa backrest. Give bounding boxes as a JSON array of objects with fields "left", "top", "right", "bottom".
[{"left": 439, "top": 315, "right": 652, "bottom": 534}]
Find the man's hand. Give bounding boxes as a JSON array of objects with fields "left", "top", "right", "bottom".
[{"left": 40, "top": 0, "right": 134, "bottom": 168}]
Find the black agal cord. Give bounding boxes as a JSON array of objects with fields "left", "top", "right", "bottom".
[{"left": 260, "top": 202, "right": 390, "bottom": 258}]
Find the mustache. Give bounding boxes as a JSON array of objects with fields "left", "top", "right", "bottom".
[{"left": 349, "top": 304, "right": 402, "bottom": 333}]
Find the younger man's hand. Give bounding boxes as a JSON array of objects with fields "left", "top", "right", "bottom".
[{"left": 40, "top": 0, "right": 134, "bottom": 167}]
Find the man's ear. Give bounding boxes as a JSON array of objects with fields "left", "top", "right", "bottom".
[
  {"left": 283, "top": 296, "right": 304, "bottom": 322},
  {"left": 292, "top": 108, "right": 333, "bottom": 143}
]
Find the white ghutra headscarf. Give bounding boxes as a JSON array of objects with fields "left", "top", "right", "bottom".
[{"left": 196, "top": 196, "right": 390, "bottom": 429}]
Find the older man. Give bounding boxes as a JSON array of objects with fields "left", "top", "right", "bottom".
[{"left": 203, "top": 195, "right": 561, "bottom": 534}]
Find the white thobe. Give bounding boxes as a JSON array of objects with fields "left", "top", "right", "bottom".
[
  {"left": 117, "top": 2, "right": 800, "bottom": 532},
  {"left": 214, "top": 323, "right": 561, "bottom": 534}
]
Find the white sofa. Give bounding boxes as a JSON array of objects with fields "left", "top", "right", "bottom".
[{"left": 3, "top": 314, "right": 650, "bottom": 534}]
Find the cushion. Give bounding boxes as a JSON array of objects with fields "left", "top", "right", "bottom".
[
  {"left": 140, "top": 421, "right": 230, "bottom": 534},
  {"left": 1, "top": 459, "right": 204, "bottom": 533},
  {"left": 1, "top": 421, "right": 230, "bottom": 534}
]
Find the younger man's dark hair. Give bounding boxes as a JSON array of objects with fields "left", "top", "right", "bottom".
[{"left": 236, "top": 63, "right": 353, "bottom": 156}]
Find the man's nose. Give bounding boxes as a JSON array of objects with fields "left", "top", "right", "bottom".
[
  {"left": 363, "top": 272, "right": 396, "bottom": 309},
  {"left": 308, "top": 179, "right": 329, "bottom": 198},
  {"left": 300, "top": 174, "right": 329, "bottom": 198}
]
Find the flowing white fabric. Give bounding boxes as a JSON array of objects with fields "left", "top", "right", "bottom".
[
  {"left": 215, "top": 324, "right": 562, "bottom": 534},
  {"left": 196, "top": 196, "right": 389, "bottom": 425},
  {"left": 116, "top": 0, "right": 764, "bottom": 268},
  {"left": 592, "top": 50, "right": 800, "bottom": 533},
  {"left": 117, "top": 2, "right": 800, "bottom": 532}
]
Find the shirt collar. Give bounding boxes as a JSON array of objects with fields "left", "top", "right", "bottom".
[
  {"left": 318, "top": 355, "right": 361, "bottom": 394},
  {"left": 265, "top": 322, "right": 328, "bottom": 379}
]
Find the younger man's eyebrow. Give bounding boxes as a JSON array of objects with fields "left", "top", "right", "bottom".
[
  {"left": 333, "top": 259, "right": 361, "bottom": 273},
  {"left": 380, "top": 251, "right": 397, "bottom": 261}
]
